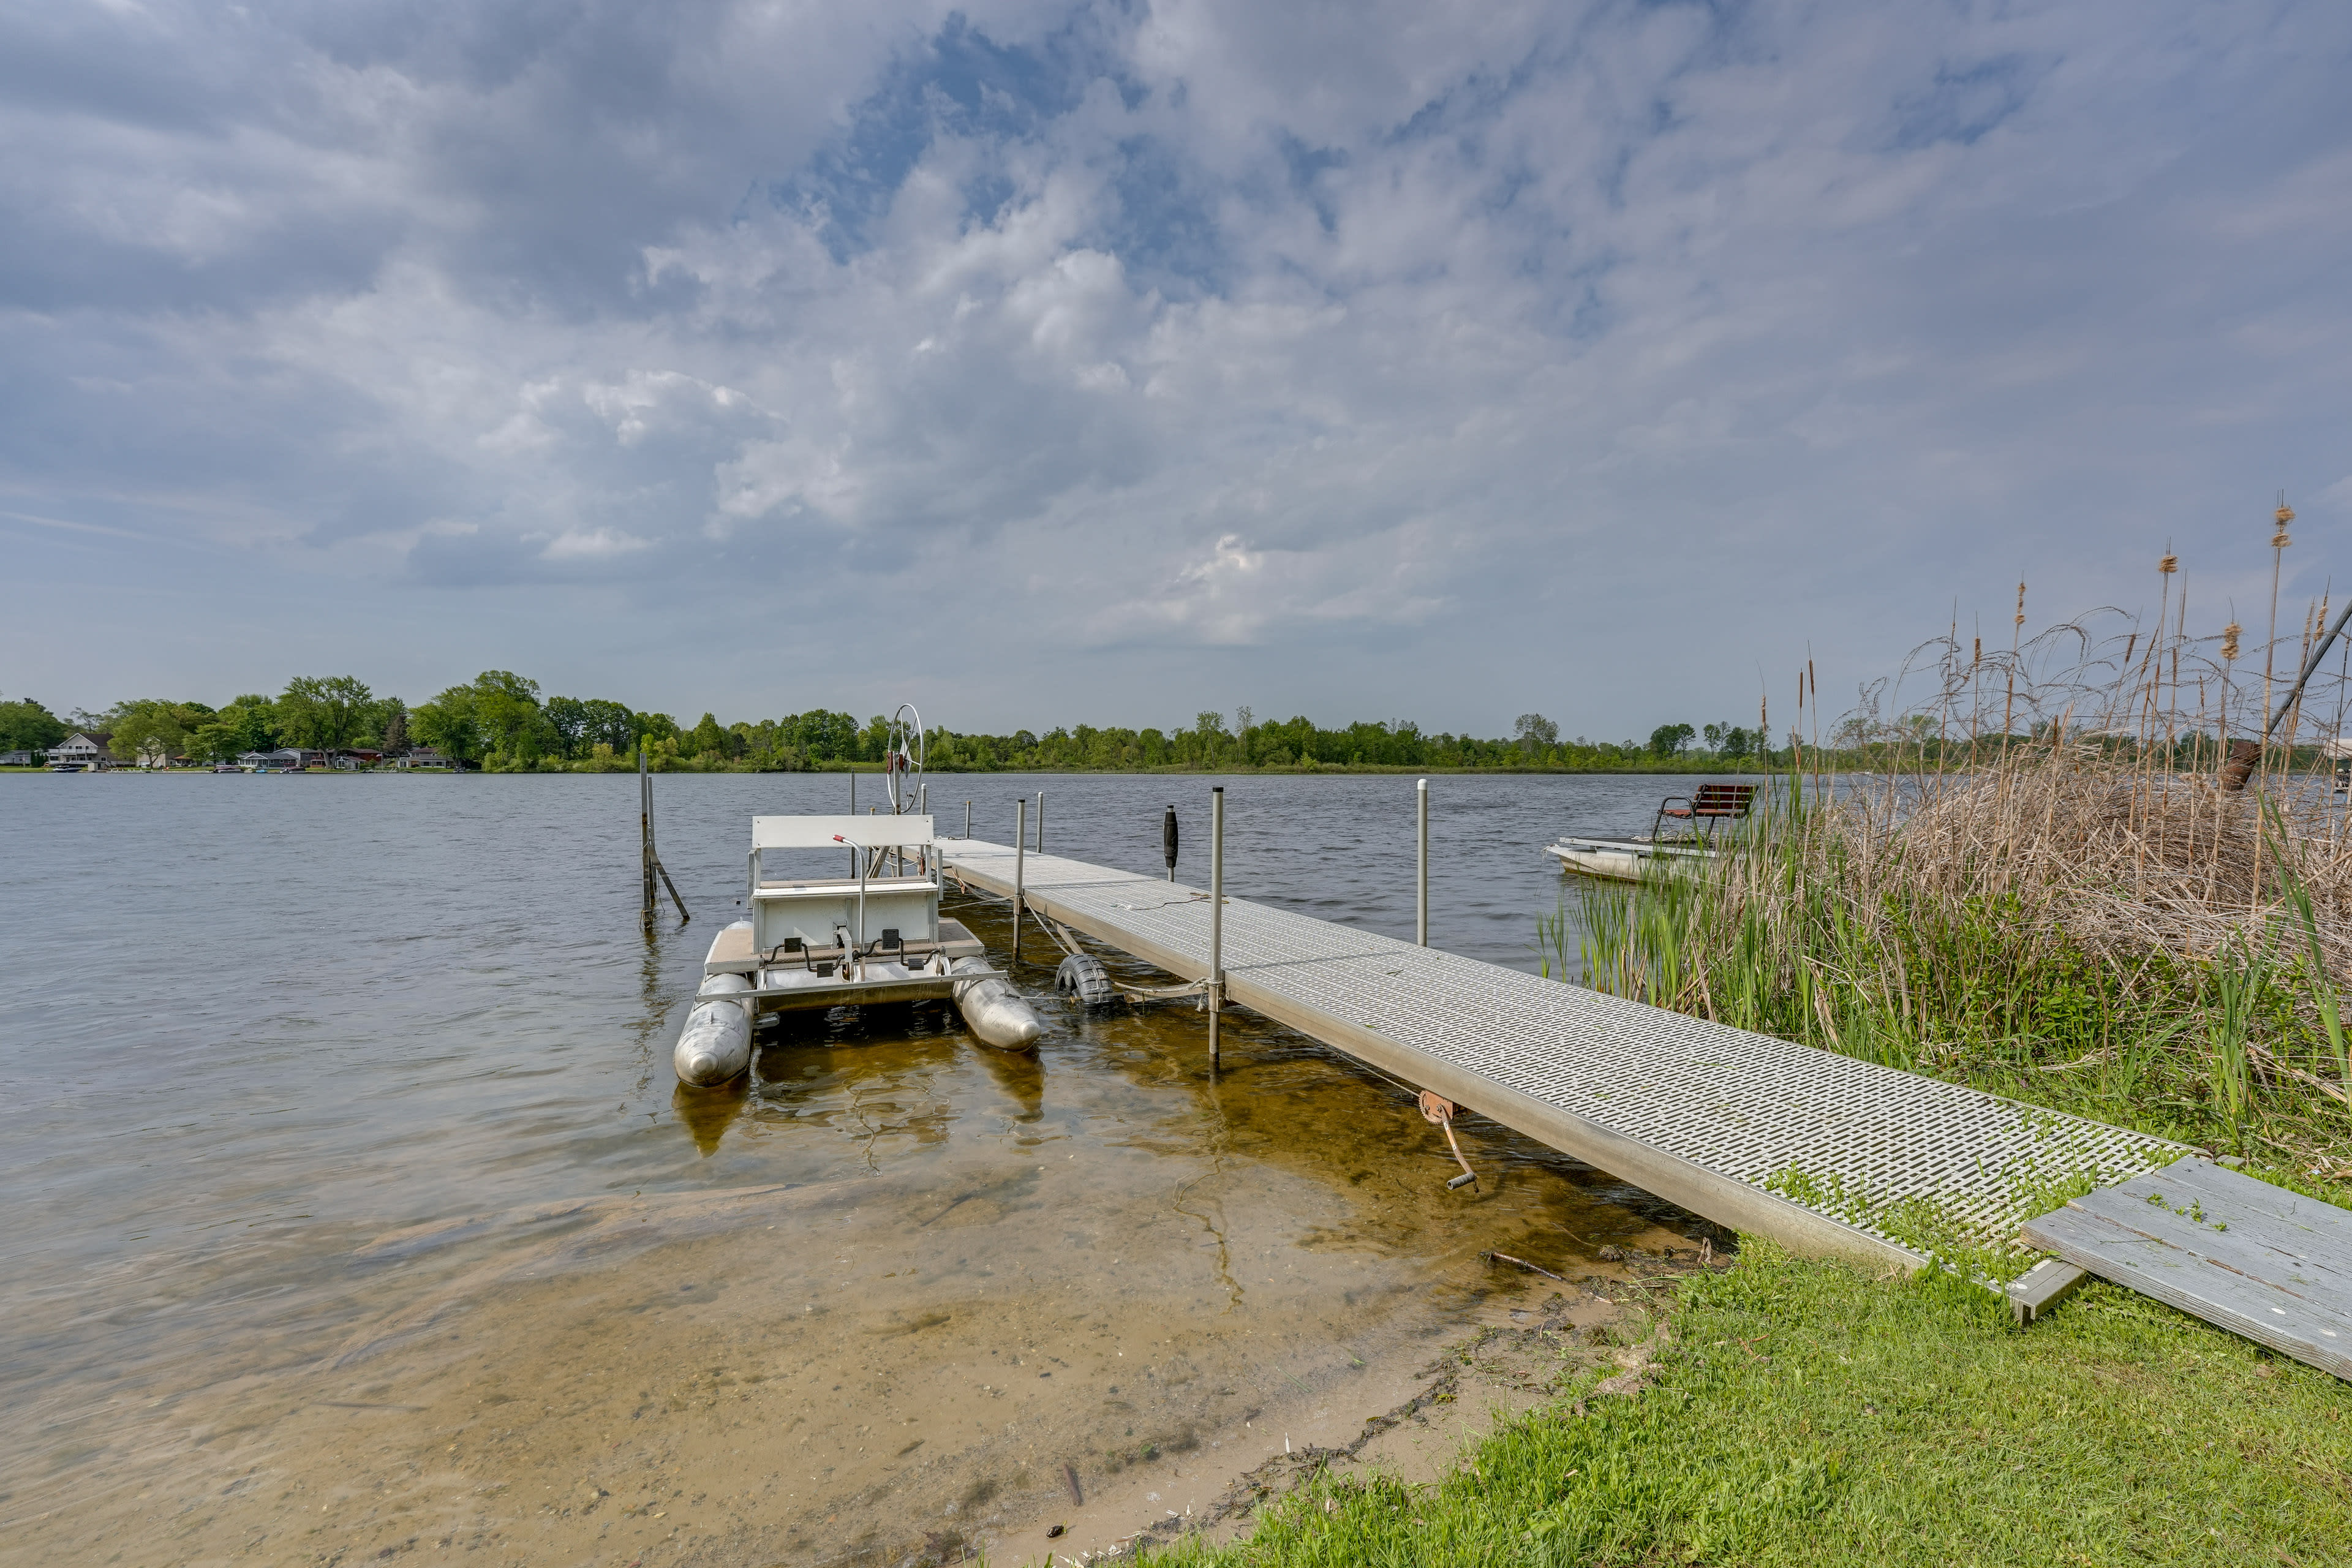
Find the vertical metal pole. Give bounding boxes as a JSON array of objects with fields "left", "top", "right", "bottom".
[
  {"left": 848, "top": 772, "right": 857, "bottom": 878},
  {"left": 965, "top": 799, "right": 973, "bottom": 840},
  {"left": 1416, "top": 777, "right": 1429, "bottom": 946},
  {"left": 1035, "top": 790, "right": 1045, "bottom": 854},
  {"left": 1013, "top": 797, "right": 1027, "bottom": 965},
  {"left": 1209, "top": 785, "right": 1224, "bottom": 1070}
]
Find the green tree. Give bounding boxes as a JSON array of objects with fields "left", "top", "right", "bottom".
[
  {"left": 107, "top": 699, "right": 211, "bottom": 764},
  {"left": 545, "top": 696, "right": 590, "bottom": 758},
  {"left": 686, "top": 712, "right": 729, "bottom": 760},
  {"left": 467, "top": 671, "right": 553, "bottom": 765},
  {"left": 562, "top": 699, "right": 636, "bottom": 753},
  {"left": 372, "top": 698, "right": 409, "bottom": 752},
  {"left": 1515, "top": 713, "right": 1560, "bottom": 754},
  {"left": 411, "top": 685, "right": 486, "bottom": 767},
  {"left": 0, "top": 698, "right": 69, "bottom": 755},
  {"left": 187, "top": 695, "right": 279, "bottom": 761},
  {"left": 1650, "top": 722, "right": 1696, "bottom": 758},
  {"left": 278, "top": 676, "right": 375, "bottom": 751}
]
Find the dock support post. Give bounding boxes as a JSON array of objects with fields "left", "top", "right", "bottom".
[
  {"left": 638, "top": 748, "right": 688, "bottom": 924},
  {"left": 848, "top": 773, "right": 858, "bottom": 878},
  {"left": 1035, "top": 790, "right": 1045, "bottom": 854},
  {"left": 1209, "top": 785, "right": 1224, "bottom": 1069},
  {"left": 1416, "top": 778, "right": 1429, "bottom": 946},
  {"left": 965, "top": 800, "right": 972, "bottom": 840},
  {"left": 639, "top": 748, "right": 655, "bottom": 929},
  {"left": 1013, "top": 797, "right": 1028, "bottom": 965}
]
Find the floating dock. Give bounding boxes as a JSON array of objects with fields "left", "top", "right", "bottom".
[{"left": 943, "top": 838, "right": 2184, "bottom": 1272}]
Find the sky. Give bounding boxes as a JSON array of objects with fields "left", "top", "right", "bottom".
[{"left": 3, "top": 0, "right": 2349, "bottom": 740}]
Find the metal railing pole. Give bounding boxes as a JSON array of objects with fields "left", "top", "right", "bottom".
[
  {"left": 1013, "top": 797, "right": 1027, "bottom": 965},
  {"left": 965, "top": 800, "right": 973, "bottom": 839},
  {"left": 1416, "top": 777, "right": 1429, "bottom": 946},
  {"left": 1209, "top": 785, "right": 1224, "bottom": 1069},
  {"left": 1035, "top": 790, "right": 1045, "bottom": 854}
]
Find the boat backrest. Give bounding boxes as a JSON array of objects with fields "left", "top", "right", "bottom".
[
  {"left": 1689, "top": 784, "right": 1756, "bottom": 817},
  {"left": 753, "top": 814, "right": 934, "bottom": 850}
]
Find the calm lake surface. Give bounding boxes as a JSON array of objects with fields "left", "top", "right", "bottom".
[{"left": 0, "top": 769, "right": 1737, "bottom": 1564}]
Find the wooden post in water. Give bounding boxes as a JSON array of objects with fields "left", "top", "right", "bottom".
[
  {"left": 1208, "top": 785, "right": 1224, "bottom": 1070},
  {"left": 1012, "top": 797, "right": 1028, "bottom": 965},
  {"left": 1416, "top": 778, "right": 1429, "bottom": 946},
  {"left": 639, "top": 748, "right": 689, "bottom": 924},
  {"left": 639, "top": 748, "right": 655, "bottom": 929}
]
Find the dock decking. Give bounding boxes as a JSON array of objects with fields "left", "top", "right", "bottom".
[
  {"left": 2022, "top": 1158, "right": 2352, "bottom": 1378},
  {"left": 943, "top": 839, "right": 2185, "bottom": 1270}
]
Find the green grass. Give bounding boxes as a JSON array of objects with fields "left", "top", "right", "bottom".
[{"left": 1171, "top": 1242, "right": 2352, "bottom": 1566}]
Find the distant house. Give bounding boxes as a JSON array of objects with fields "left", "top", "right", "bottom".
[
  {"left": 398, "top": 747, "right": 451, "bottom": 770},
  {"left": 50, "top": 731, "right": 113, "bottom": 768},
  {"left": 330, "top": 748, "right": 383, "bottom": 770},
  {"left": 0, "top": 750, "right": 37, "bottom": 767},
  {"left": 239, "top": 748, "right": 325, "bottom": 771}
]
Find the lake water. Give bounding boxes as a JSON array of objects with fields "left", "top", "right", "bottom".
[{"left": 0, "top": 769, "right": 1736, "bottom": 1564}]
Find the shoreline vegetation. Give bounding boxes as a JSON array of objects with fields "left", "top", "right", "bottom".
[{"left": 5, "top": 679, "right": 1786, "bottom": 774}]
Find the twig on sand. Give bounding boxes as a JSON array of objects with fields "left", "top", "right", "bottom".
[{"left": 1482, "top": 1250, "right": 1566, "bottom": 1281}]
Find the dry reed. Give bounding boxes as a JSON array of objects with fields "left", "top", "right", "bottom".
[{"left": 1566, "top": 576, "right": 2352, "bottom": 1184}]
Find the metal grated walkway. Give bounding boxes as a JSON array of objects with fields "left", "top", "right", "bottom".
[{"left": 944, "top": 839, "right": 2187, "bottom": 1268}]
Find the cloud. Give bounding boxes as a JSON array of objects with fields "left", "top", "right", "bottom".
[{"left": 1, "top": 0, "right": 2349, "bottom": 733}]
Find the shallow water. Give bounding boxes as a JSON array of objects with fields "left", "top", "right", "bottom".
[{"left": 0, "top": 769, "right": 1740, "bottom": 1563}]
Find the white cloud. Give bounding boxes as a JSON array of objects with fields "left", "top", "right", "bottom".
[{"left": 1, "top": 0, "right": 2348, "bottom": 733}]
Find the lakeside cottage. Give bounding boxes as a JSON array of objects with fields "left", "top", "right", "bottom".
[
  {"left": 238, "top": 748, "right": 327, "bottom": 770},
  {"left": 50, "top": 731, "right": 113, "bottom": 767},
  {"left": 1, "top": 749, "right": 37, "bottom": 767},
  {"left": 396, "top": 747, "right": 451, "bottom": 770}
]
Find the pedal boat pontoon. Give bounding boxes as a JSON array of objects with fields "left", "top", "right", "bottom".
[
  {"left": 1547, "top": 783, "right": 1759, "bottom": 883},
  {"left": 673, "top": 808, "right": 1042, "bottom": 1085},
  {"left": 1542, "top": 834, "right": 1717, "bottom": 883}
]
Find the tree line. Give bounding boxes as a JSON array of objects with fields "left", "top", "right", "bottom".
[{"left": 0, "top": 680, "right": 1775, "bottom": 773}]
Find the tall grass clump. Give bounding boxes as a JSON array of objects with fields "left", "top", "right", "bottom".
[{"left": 1551, "top": 581, "right": 2352, "bottom": 1193}]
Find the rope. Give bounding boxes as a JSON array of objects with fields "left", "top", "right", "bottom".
[{"left": 1419, "top": 1090, "right": 1480, "bottom": 1189}]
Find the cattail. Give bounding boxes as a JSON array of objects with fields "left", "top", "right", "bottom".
[
  {"left": 2015, "top": 581, "right": 2026, "bottom": 628},
  {"left": 2223, "top": 622, "right": 2241, "bottom": 660},
  {"left": 2159, "top": 549, "right": 2178, "bottom": 575},
  {"left": 1972, "top": 636, "right": 1981, "bottom": 666},
  {"left": 2274, "top": 497, "right": 2295, "bottom": 551}
]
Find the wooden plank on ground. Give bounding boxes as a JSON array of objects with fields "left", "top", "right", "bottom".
[
  {"left": 2021, "top": 1157, "right": 2352, "bottom": 1381},
  {"left": 2148, "top": 1159, "right": 2352, "bottom": 1274}
]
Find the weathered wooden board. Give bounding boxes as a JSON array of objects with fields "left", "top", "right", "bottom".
[{"left": 2021, "top": 1156, "right": 2352, "bottom": 1381}]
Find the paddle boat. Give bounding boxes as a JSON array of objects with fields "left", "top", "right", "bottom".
[
  {"left": 671, "top": 707, "right": 1040, "bottom": 1086},
  {"left": 1543, "top": 834, "right": 1719, "bottom": 883},
  {"left": 1545, "top": 782, "right": 1758, "bottom": 884}
]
